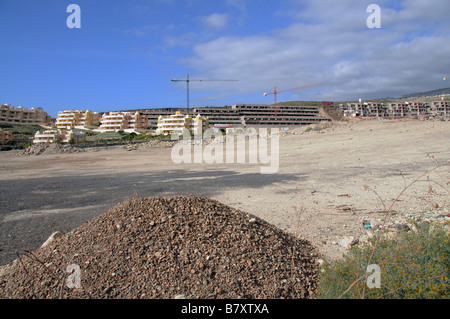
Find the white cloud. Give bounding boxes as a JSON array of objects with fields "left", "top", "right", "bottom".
[
  {"left": 180, "top": 0, "right": 450, "bottom": 103},
  {"left": 202, "top": 13, "right": 228, "bottom": 29}
]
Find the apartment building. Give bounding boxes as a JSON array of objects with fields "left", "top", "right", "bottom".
[
  {"left": 33, "top": 129, "right": 86, "bottom": 144},
  {"left": 0, "top": 129, "right": 13, "bottom": 145},
  {"left": 99, "top": 111, "right": 149, "bottom": 132},
  {"left": 0, "top": 104, "right": 51, "bottom": 125},
  {"left": 190, "top": 113, "right": 209, "bottom": 135},
  {"left": 156, "top": 111, "right": 209, "bottom": 135},
  {"left": 56, "top": 110, "right": 100, "bottom": 129},
  {"left": 128, "top": 111, "right": 149, "bottom": 130}
]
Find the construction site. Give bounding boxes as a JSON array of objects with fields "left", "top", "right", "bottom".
[
  {"left": 2, "top": 0, "right": 450, "bottom": 305},
  {"left": 143, "top": 103, "right": 332, "bottom": 130},
  {"left": 1, "top": 74, "right": 450, "bottom": 300},
  {"left": 1, "top": 74, "right": 449, "bottom": 302},
  {"left": 0, "top": 109, "right": 449, "bottom": 299}
]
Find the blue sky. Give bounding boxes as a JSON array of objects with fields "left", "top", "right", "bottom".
[{"left": 1, "top": 0, "right": 449, "bottom": 117}]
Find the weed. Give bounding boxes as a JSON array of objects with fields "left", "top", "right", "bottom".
[
  {"left": 316, "top": 161, "right": 450, "bottom": 299},
  {"left": 316, "top": 220, "right": 449, "bottom": 298}
]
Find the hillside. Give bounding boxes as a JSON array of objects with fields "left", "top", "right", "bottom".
[{"left": 401, "top": 87, "right": 450, "bottom": 99}]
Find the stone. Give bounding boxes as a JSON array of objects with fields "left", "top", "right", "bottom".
[
  {"left": 40, "top": 231, "right": 63, "bottom": 248},
  {"left": 0, "top": 195, "right": 318, "bottom": 299},
  {"left": 337, "top": 236, "right": 359, "bottom": 249},
  {"left": 393, "top": 223, "right": 410, "bottom": 232}
]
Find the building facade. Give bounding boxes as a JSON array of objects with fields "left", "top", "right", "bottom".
[
  {"left": 55, "top": 110, "right": 100, "bottom": 129},
  {"left": 99, "top": 111, "right": 149, "bottom": 132},
  {"left": 156, "top": 111, "right": 209, "bottom": 135},
  {"left": 128, "top": 111, "right": 149, "bottom": 130},
  {"left": 0, "top": 104, "right": 51, "bottom": 125},
  {"left": 0, "top": 129, "right": 13, "bottom": 145},
  {"left": 33, "top": 129, "right": 86, "bottom": 144},
  {"left": 340, "top": 101, "right": 449, "bottom": 118}
]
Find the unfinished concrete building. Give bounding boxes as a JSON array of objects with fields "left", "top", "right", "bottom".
[
  {"left": 229, "top": 104, "right": 330, "bottom": 126},
  {"left": 142, "top": 104, "right": 331, "bottom": 129},
  {"left": 340, "top": 101, "right": 448, "bottom": 118}
]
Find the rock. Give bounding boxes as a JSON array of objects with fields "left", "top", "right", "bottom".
[
  {"left": 18, "top": 144, "right": 86, "bottom": 156},
  {"left": 0, "top": 195, "right": 318, "bottom": 299},
  {"left": 337, "top": 236, "right": 359, "bottom": 249},
  {"left": 393, "top": 223, "right": 410, "bottom": 232},
  {"left": 40, "top": 231, "right": 63, "bottom": 248}
]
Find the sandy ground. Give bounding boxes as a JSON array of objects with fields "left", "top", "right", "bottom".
[{"left": 1, "top": 118, "right": 449, "bottom": 262}]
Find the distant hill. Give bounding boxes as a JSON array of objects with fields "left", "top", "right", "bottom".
[{"left": 400, "top": 87, "right": 450, "bottom": 98}]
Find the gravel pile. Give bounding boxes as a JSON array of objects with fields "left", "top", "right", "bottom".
[
  {"left": 123, "top": 139, "right": 221, "bottom": 151},
  {"left": 122, "top": 140, "right": 177, "bottom": 151},
  {"left": 0, "top": 195, "right": 318, "bottom": 299},
  {"left": 19, "top": 143, "right": 86, "bottom": 156}
]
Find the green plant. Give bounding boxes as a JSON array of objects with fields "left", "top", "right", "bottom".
[
  {"left": 316, "top": 221, "right": 449, "bottom": 299},
  {"left": 123, "top": 132, "right": 137, "bottom": 141},
  {"left": 316, "top": 162, "right": 450, "bottom": 299}
]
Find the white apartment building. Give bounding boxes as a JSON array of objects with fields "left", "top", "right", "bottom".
[
  {"left": 99, "top": 111, "right": 149, "bottom": 132},
  {"left": 33, "top": 129, "right": 86, "bottom": 144},
  {"left": 190, "top": 113, "right": 209, "bottom": 135},
  {"left": 156, "top": 111, "right": 209, "bottom": 135},
  {"left": 99, "top": 111, "right": 129, "bottom": 131}
]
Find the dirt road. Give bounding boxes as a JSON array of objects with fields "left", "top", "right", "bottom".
[{"left": 1, "top": 118, "right": 449, "bottom": 265}]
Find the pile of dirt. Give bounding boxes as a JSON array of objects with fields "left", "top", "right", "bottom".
[
  {"left": 122, "top": 140, "right": 178, "bottom": 151},
  {"left": 0, "top": 195, "right": 319, "bottom": 299},
  {"left": 18, "top": 143, "right": 86, "bottom": 156}
]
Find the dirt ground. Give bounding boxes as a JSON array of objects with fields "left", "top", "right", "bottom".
[{"left": 1, "top": 118, "right": 449, "bottom": 261}]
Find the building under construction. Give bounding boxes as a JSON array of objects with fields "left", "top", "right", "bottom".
[
  {"left": 141, "top": 104, "right": 332, "bottom": 129},
  {"left": 340, "top": 100, "right": 449, "bottom": 118}
]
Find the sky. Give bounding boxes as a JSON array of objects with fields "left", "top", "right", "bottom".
[{"left": 1, "top": 0, "right": 450, "bottom": 117}]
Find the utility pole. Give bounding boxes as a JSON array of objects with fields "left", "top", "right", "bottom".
[
  {"left": 171, "top": 74, "right": 238, "bottom": 115},
  {"left": 444, "top": 77, "right": 449, "bottom": 117}
]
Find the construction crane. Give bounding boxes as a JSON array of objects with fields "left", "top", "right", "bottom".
[
  {"left": 171, "top": 74, "right": 238, "bottom": 115},
  {"left": 264, "top": 83, "right": 323, "bottom": 116}
]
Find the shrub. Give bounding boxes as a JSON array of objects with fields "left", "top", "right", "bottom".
[{"left": 316, "top": 220, "right": 449, "bottom": 299}]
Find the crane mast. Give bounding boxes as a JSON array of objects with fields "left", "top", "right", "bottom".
[{"left": 171, "top": 74, "right": 238, "bottom": 115}]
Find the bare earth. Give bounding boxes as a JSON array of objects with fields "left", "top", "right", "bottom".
[{"left": 1, "top": 118, "right": 449, "bottom": 262}]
